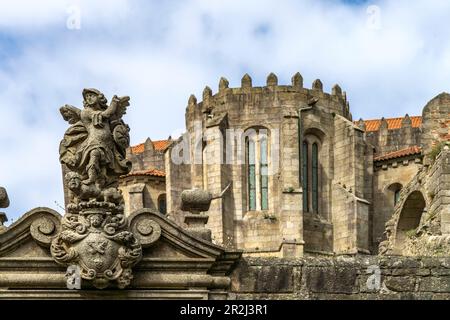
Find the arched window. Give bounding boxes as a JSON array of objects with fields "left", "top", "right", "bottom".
[
  {"left": 247, "top": 138, "right": 256, "bottom": 210},
  {"left": 158, "top": 194, "right": 167, "bottom": 215},
  {"left": 302, "top": 137, "right": 321, "bottom": 213},
  {"left": 246, "top": 128, "right": 269, "bottom": 211},
  {"left": 387, "top": 183, "right": 402, "bottom": 207},
  {"left": 260, "top": 135, "right": 269, "bottom": 210},
  {"left": 394, "top": 189, "right": 401, "bottom": 206},
  {"left": 312, "top": 143, "right": 319, "bottom": 213},
  {"left": 302, "top": 141, "right": 309, "bottom": 212}
]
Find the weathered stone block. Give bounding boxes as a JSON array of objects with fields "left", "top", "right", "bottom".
[
  {"left": 419, "top": 276, "right": 450, "bottom": 292},
  {"left": 384, "top": 276, "right": 416, "bottom": 292},
  {"left": 303, "top": 266, "right": 359, "bottom": 294},
  {"left": 233, "top": 260, "right": 294, "bottom": 293}
]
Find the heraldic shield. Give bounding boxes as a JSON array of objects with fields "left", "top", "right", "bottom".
[{"left": 51, "top": 209, "right": 142, "bottom": 289}]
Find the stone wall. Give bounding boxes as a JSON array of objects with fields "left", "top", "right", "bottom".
[
  {"left": 366, "top": 124, "right": 421, "bottom": 155},
  {"left": 230, "top": 256, "right": 450, "bottom": 299},
  {"left": 331, "top": 115, "right": 371, "bottom": 254},
  {"left": 372, "top": 156, "right": 422, "bottom": 251},
  {"left": 126, "top": 138, "right": 166, "bottom": 172},
  {"left": 421, "top": 93, "right": 450, "bottom": 158},
  {"left": 119, "top": 175, "right": 166, "bottom": 215}
]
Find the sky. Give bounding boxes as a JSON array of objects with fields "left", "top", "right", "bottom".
[{"left": 1, "top": 0, "right": 450, "bottom": 223}]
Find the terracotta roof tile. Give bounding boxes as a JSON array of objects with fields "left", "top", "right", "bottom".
[
  {"left": 121, "top": 168, "right": 166, "bottom": 178},
  {"left": 374, "top": 146, "right": 422, "bottom": 162},
  {"left": 131, "top": 143, "right": 145, "bottom": 154},
  {"left": 130, "top": 140, "right": 171, "bottom": 154},
  {"left": 153, "top": 140, "right": 171, "bottom": 151},
  {"left": 360, "top": 116, "right": 422, "bottom": 132}
]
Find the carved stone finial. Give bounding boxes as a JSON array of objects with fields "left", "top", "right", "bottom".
[
  {"left": 380, "top": 117, "right": 388, "bottom": 130},
  {"left": 241, "top": 73, "right": 252, "bottom": 88},
  {"left": 266, "top": 73, "right": 278, "bottom": 86},
  {"left": 55, "top": 89, "right": 142, "bottom": 289},
  {"left": 0, "top": 187, "right": 9, "bottom": 209},
  {"left": 188, "top": 94, "right": 197, "bottom": 106},
  {"left": 332, "top": 84, "right": 342, "bottom": 96},
  {"left": 312, "top": 79, "right": 323, "bottom": 92},
  {"left": 291, "top": 72, "right": 303, "bottom": 88},
  {"left": 357, "top": 118, "right": 366, "bottom": 131},
  {"left": 203, "top": 86, "right": 212, "bottom": 101},
  {"left": 181, "top": 184, "right": 230, "bottom": 241},
  {"left": 402, "top": 113, "right": 412, "bottom": 127},
  {"left": 219, "top": 77, "right": 229, "bottom": 92}
]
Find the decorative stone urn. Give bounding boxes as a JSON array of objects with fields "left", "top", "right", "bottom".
[{"left": 181, "top": 184, "right": 230, "bottom": 241}]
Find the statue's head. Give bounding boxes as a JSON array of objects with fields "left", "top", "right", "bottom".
[
  {"left": 89, "top": 214, "right": 103, "bottom": 228},
  {"left": 82, "top": 88, "right": 108, "bottom": 110},
  {"left": 65, "top": 172, "right": 82, "bottom": 192}
]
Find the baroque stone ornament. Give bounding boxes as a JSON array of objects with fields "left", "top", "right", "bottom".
[{"left": 52, "top": 89, "right": 142, "bottom": 289}]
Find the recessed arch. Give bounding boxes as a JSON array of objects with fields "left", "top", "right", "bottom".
[
  {"left": 394, "top": 190, "right": 426, "bottom": 252},
  {"left": 303, "top": 127, "right": 325, "bottom": 143}
]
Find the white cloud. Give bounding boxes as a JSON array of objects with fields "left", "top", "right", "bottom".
[{"left": 1, "top": 0, "right": 450, "bottom": 222}]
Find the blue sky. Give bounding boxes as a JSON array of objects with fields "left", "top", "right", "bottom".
[{"left": 1, "top": 0, "right": 450, "bottom": 223}]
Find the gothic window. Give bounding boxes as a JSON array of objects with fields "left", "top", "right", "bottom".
[
  {"left": 312, "top": 143, "right": 319, "bottom": 213},
  {"left": 260, "top": 135, "right": 269, "bottom": 210},
  {"left": 302, "top": 141, "right": 309, "bottom": 212},
  {"left": 246, "top": 128, "right": 269, "bottom": 211},
  {"left": 302, "top": 138, "right": 321, "bottom": 213},
  {"left": 247, "top": 138, "right": 256, "bottom": 210}
]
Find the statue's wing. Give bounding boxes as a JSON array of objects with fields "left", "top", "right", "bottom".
[
  {"left": 111, "top": 96, "right": 130, "bottom": 122},
  {"left": 60, "top": 105, "right": 82, "bottom": 124}
]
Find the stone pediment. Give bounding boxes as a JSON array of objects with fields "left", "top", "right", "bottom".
[
  {"left": 0, "top": 207, "right": 241, "bottom": 299},
  {"left": 0, "top": 207, "right": 62, "bottom": 258},
  {"left": 129, "top": 208, "right": 242, "bottom": 276}
]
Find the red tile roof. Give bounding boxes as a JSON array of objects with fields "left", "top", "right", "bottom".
[
  {"left": 153, "top": 140, "right": 171, "bottom": 151},
  {"left": 130, "top": 139, "right": 171, "bottom": 154},
  {"left": 130, "top": 143, "right": 144, "bottom": 154},
  {"left": 374, "top": 146, "right": 422, "bottom": 162},
  {"left": 121, "top": 168, "right": 166, "bottom": 178},
  {"left": 361, "top": 116, "right": 422, "bottom": 132}
]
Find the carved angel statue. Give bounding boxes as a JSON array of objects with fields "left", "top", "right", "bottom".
[{"left": 59, "top": 89, "right": 132, "bottom": 194}]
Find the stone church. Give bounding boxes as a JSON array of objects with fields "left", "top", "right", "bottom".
[{"left": 119, "top": 72, "right": 450, "bottom": 258}]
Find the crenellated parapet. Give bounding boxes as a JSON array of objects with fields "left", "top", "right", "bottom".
[
  {"left": 359, "top": 114, "right": 422, "bottom": 156},
  {"left": 185, "top": 72, "right": 352, "bottom": 122}
]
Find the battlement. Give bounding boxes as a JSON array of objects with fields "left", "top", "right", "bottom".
[
  {"left": 356, "top": 115, "right": 422, "bottom": 132},
  {"left": 186, "top": 72, "right": 352, "bottom": 120}
]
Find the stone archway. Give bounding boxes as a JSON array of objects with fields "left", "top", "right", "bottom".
[{"left": 394, "top": 191, "right": 426, "bottom": 252}]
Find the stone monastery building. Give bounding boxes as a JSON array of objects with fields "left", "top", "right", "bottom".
[{"left": 118, "top": 72, "right": 450, "bottom": 258}]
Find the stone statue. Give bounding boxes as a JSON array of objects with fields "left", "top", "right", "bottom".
[
  {"left": 59, "top": 88, "right": 131, "bottom": 212},
  {"left": 51, "top": 89, "right": 142, "bottom": 289}
]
